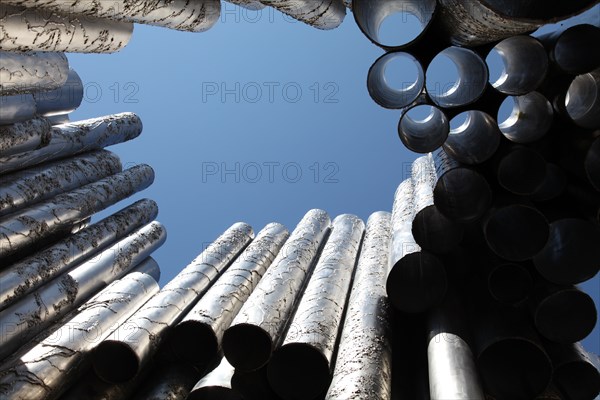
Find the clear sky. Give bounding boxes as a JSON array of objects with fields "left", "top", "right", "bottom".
[{"left": 67, "top": 4, "right": 599, "bottom": 354}]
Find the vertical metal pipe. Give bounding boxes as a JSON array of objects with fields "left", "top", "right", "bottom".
[
  {"left": 565, "top": 68, "right": 600, "bottom": 129},
  {"left": 0, "top": 271, "right": 159, "bottom": 400},
  {"left": 497, "top": 92, "right": 554, "bottom": 144},
  {"left": 0, "top": 199, "right": 158, "bottom": 309},
  {"left": 398, "top": 104, "right": 449, "bottom": 153},
  {"left": 267, "top": 214, "right": 364, "bottom": 400},
  {"left": 0, "top": 150, "right": 122, "bottom": 217},
  {"left": 0, "top": 117, "right": 51, "bottom": 158},
  {"left": 0, "top": 51, "right": 68, "bottom": 95},
  {"left": 259, "top": 0, "right": 346, "bottom": 29},
  {"left": 222, "top": 209, "right": 330, "bottom": 372},
  {"left": 187, "top": 357, "right": 243, "bottom": 400},
  {"left": 544, "top": 342, "right": 600, "bottom": 400},
  {"left": 388, "top": 179, "right": 447, "bottom": 313},
  {"left": 92, "top": 222, "right": 254, "bottom": 383},
  {"left": 32, "top": 68, "right": 83, "bottom": 117},
  {"left": 0, "top": 164, "right": 154, "bottom": 259},
  {"left": 538, "top": 24, "right": 600, "bottom": 75},
  {"left": 444, "top": 111, "right": 501, "bottom": 164},
  {"left": 496, "top": 145, "right": 548, "bottom": 195},
  {"left": 367, "top": 52, "right": 425, "bottom": 109},
  {"left": 325, "top": 211, "right": 393, "bottom": 400},
  {"left": 0, "top": 5, "right": 133, "bottom": 53},
  {"left": 0, "top": 93, "right": 36, "bottom": 125},
  {"left": 0, "top": 112, "right": 142, "bottom": 175},
  {"left": 0, "top": 221, "right": 166, "bottom": 360},
  {"left": 170, "top": 223, "right": 289, "bottom": 366},
  {"left": 533, "top": 218, "right": 600, "bottom": 284}
]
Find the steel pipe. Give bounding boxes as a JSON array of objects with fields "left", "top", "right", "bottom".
[
  {"left": 170, "top": 222, "right": 289, "bottom": 366},
  {"left": 222, "top": 209, "right": 330, "bottom": 372},
  {"left": 0, "top": 221, "right": 166, "bottom": 360},
  {"left": 0, "top": 93, "right": 36, "bottom": 125},
  {"left": 398, "top": 104, "right": 449, "bottom": 153},
  {"left": 352, "top": 0, "right": 437, "bottom": 49},
  {"left": 531, "top": 283, "right": 597, "bottom": 344},
  {"left": 497, "top": 92, "right": 554, "bottom": 143},
  {"left": 585, "top": 137, "right": 600, "bottom": 191},
  {"left": 92, "top": 222, "right": 254, "bottom": 383},
  {"left": 444, "top": 111, "right": 501, "bottom": 164},
  {"left": 0, "top": 271, "right": 159, "bottom": 400},
  {"left": 259, "top": 0, "right": 346, "bottom": 30},
  {"left": 411, "top": 154, "right": 464, "bottom": 253},
  {"left": 0, "top": 199, "right": 158, "bottom": 309},
  {"left": 0, "top": 112, "right": 143, "bottom": 175},
  {"left": 268, "top": 214, "right": 364, "bottom": 400},
  {"left": 485, "top": 260, "right": 533, "bottom": 306},
  {"left": 187, "top": 357, "right": 242, "bottom": 400},
  {"left": 32, "top": 68, "right": 83, "bottom": 117},
  {"left": 496, "top": 145, "right": 547, "bottom": 195},
  {"left": 539, "top": 24, "right": 600, "bottom": 75},
  {"left": 0, "top": 164, "right": 154, "bottom": 259},
  {"left": 433, "top": 149, "right": 492, "bottom": 223},
  {"left": 0, "top": 51, "right": 68, "bottom": 95},
  {"left": 565, "top": 68, "right": 600, "bottom": 129},
  {"left": 0, "top": 150, "right": 122, "bottom": 217},
  {"left": 47, "top": 113, "right": 69, "bottom": 125},
  {"left": 533, "top": 218, "right": 600, "bottom": 284},
  {"left": 231, "top": 366, "right": 280, "bottom": 400},
  {"left": 132, "top": 363, "right": 204, "bottom": 400},
  {"left": 388, "top": 179, "right": 447, "bottom": 313},
  {"left": 544, "top": 342, "right": 600, "bottom": 400},
  {"left": 531, "top": 163, "right": 567, "bottom": 202},
  {"left": 0, "top": 117, "right": 51, "bottom": 158},
  {"left": 487, "top": 36, "right": 548, "bottom": 95},
  {"left": 325, "top": 211, "right": 393, "bottom": 400},
  {"left": 367, "top": 52, "right": 425, "bottom": 109}
]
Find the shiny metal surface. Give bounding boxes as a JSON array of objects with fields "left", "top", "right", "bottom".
[
  {"left": 32, "top": 68, "right": 83, "bottom": 116},
  {"left": 0, "top": 51, "right": 68, "bottom": 95},
  {"left": 0, "top": 271, "right": 159, "bottom": 400},
  {"left": 0, "top": 5, "right": 133, "bottom": 53},
  {"left": 268, "top": 214, "right": 364, "bottom": 400},
  {"left": 0, "top": 117, "right": 51, "bottom": 158},
  {"left": 0, "top": 164, "right": 154, "bottom": 259},
  {"left": 260, "top": 0, "right": 346, "bottom": 30},
  {"left": 0, "top": 112, "right": 142, "bottom": 174},
  {"left": 398, "top": 104, "right": 449, "bottom": 153},
  {"left": 132, "top": 363, "right": 204, "bottom": 400},
  {"left": 498, "top": 92, "right": 554, "bottom": 143},
  {"left": 170, "top": 222, "right": 289, "bottom": 366},
  {"left": 444, "top": 111, "right": 501, "bottom": 164},
  {"left": 325, "top": 211, "right": 393, "bottom": 400},
  {"left": 0, "top": 93, "right": 36, "bottom": 125},
  {"left": 544, "top": 342, "right": 600, "bottom": 400},
  {"left": 367, "top": 52, "right": 425, "bottom": 109},
  {"left": 187, "top": 357, "right": 243, "bottom": 400},
  {"left": 565, "top": 68, "right": 600, "bottom": 129},
  {"left": 92, "top": 222, "right": 254, "bottom": 383},
  {"left": 0, "top": 199, "right": 158, "bottom": 309},
  {"left": 222, "top": 209, "right": 330, "bottom": 372}
]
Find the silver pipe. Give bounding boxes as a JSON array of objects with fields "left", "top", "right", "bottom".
[
  {"left": 367, "top": 52, "right": 425, "bottom": 109},
  {"left": 0, "top": 271, "right": 159, "bottom": 400},
  {"left": 538, "top": 24, "right": 600, "bottom": 75},
  {"left": 433, "top": 148, "right": 492, "bottom": 223},
  {"left": 586, "top": 137, "right": 600, "bottom": 191},
  {"left": 352, "top": 0, "right": 437, "bottom": 49},
  {"left": 0, "top": 150, "right": 122, "bottom": 217},
  {"left": 259, "top": 0, "right": 346, "bottom": 30},
  {"left": 0, "top": 51, "right": 68, "bottom": 95},
  {"left": 388, "top": 179, "right": 447, "bottom": 313},
  {"left": 170, "top": 223, "right": 289, "bottom": 366},
  {"left": 565, "top": 67, "right": 600, "bottom": 129},
  {"left": 498, "top": 92, "right": 554, "bottom": 144},
  {"left": 0, "top": 199, "right": 158, "bottom": 310},
  {"left": 411, "top": 154, "right": 464, "bottom": 253},
  {"left": 496, "top": 145, "right": 547, "bottom": 195},
  {"left": 226, "top": 0, "right": 266, "bottom": 10},
  {"left": 187, "top": 357, "right": 242, "bottom": 400},
  {"left": 47, "top": 113, "right": 69, "bottom": 125},
  {"left": 487, "top": 35, "right": 548, "bottom": 95},
  {"left": 133, "top": 255, "right": 161, "bottom": 282},
  {"left": 325, "top": 211, "right": 393, "bottom": 400},
  {"left": 531, "top": 163, "right": 567, "bottom": 202},
  {"left": 32, "top": 68, "right": 83, "bottom": 117},
  {"left": 267, "top": 214, "right": 364, "bottom": 400},
  {"left": 533, "top": 218, "right": 600, "bottom": 284},
  {"left": 1, "top": 0, "right": 221, "bottom": 32},
  {"left": 398, "top": 104, "right": 449, "bottom": 153},
  {"left": 132, "top": 363, "right": 204, "bottom": 400},
  {"left": 0, "top": 164, "right": 154, "bottom": 259},
  {"left": 0, "top": 117, "right": 51, "bottom": 158},
  {"left": 0, "top": 112, "right": 142, "bottom": 175},
  {"left": 0, "top": 93, "right": 36, "bottom": 125},
  {"left": 0, "top": 5, "right": 133, "bottom": 53},
  {"left": 92, "top": 222, "right": 254, "bottom": 383},
  {"left": 222, "top": 209, "right": 330, "bottom": 372},
  {"left": 444, "top": 110, "right": 501, "bottom": 164},
  {"left": 544, "top": 342, "right": 600, "bottom": 400},
  {"left": 0, "top": 221, "right": 166, "bottom": 360}
]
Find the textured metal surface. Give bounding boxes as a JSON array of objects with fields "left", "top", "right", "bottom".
[
  {"left": 259, "top": 0, "right": 346, "bottom": 29},
  {"left": 222, "top": 209, "right": 330, "bottom": 372},
  {"left": 170, "top": 222, "right": 289, "bottom": 366},
  {"left": 0, "top": 150, "right": 122, "bottom": 217},
  {"left": 0, "top": 199, "right": 158, "bottom": 309},
  {"left": 498, "top": 92, "right": 554, "bottom": 143},
  {"left": 187, "top": 357, "right": 242, "bottom": 400},
  {"left": 0, "top": 271, "right": 159, "bottom": 400},
  {"left": 565, "top": 67, "right": 600, "bottom": 129},
  {"left": 0, "top": 112, "right": 142, "bottom": 175},
  {"left": 132, "top": 363, "right": 203, "bottom": 400},
  {"left": 398, "top": 104, "right": 449, "bottom": 153},
  {"left": 367, "top": 52, "right": 425, "bottom": 109},
  {"left": 444, "top": 111, "right": 501, "bottom": 164},
  {"left": 325, "top": 211, "right": 393, "bottom": 400},
  {"left": 268, "top": 214, "right": 364, "bottom": 400},
  {"left": 0, "top": 221, "right": 166, "bottom": 360},
  {"left": 544, "top": 342, "right": 600, "bottom": 400},
  {"left": 0, "top": 93, "right": 36, "bottom": 125},
  {"left": 0, "top": 117, "right": 52, "bottom": 158},
  {"left": 0, "top": 5, "right": 133, "bottom": 53},
  {"left": 92, "top": 222, "right": 254, "bottom": 383},
  {"left": 0, "top": 164, "right": 154, "bottom": 259},
  {"left": 0, "top": 51, "right": 68, "bottom": 95},
  {"left": 32, "top": 68, "right": 83, "bottom": 116}
]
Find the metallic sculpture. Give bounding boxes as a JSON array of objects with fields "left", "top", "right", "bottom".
[{"left": 0, "top": 51, "right": 68, "bottom": 95}]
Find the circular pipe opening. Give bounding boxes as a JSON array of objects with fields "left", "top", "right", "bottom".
[
  {"left": 488, "top": 263, "right": 533, "bottom": 305},
  {"left": 552, "top": 24, "right": 600, "bottom": 75},
  {"left": 555, "top": 358, "right": 600, "bottom": 400},
  {"left": 565, "top": 69, "right": 600, "bottom": 129},
  {"left": 444, "top": 111, "right": 501, "bottom": 164},
  {"left": 170, "top": 321, "right": 219, "bottom": 366},
  {"left": 92, "top": 341, "right": 140, "bottom": 383},
  {"left": 222, "top": 324, "right": 273, "bottom": 372},
  {"left": 412, "top": 205, "right": 464, "bottom": 253},
  {"left": 497, "top": 147, "right": 547, "bottom": 195},
  {"left": 434, "top": 168, "right": 492, "bottom": 223},
  {"left": 498, "top": 92, "right": 553, "bottom": 143},
  {"left": 368, "top": 52, "right": 425, "bottom": 109},
  {"left": 426, "top": 47, "right": 489, "bottom": 108},
  {"left": 398, "top": 104, "right": 449, "bottom": 153}
]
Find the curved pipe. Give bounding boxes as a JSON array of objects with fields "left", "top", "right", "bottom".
[
  {"left": 498, "top": 92, "right": 554, "bottom": 143},
  {"left": 352, "top": 0, "right": 436, "bottom": 49},
  {"left": 187, "top": 358, "right": 243, "bottom": 400},
  {"left": 222, "top": 209, "right": 330, "bottom": 372},
  {"left": 487, "top": 35, "right": 548, "bottom": 95},
  {"left": 496, "top": 145, "right": 547, "bottom": 195},
  {"left": 565, "top": 68, "right": 600, "bottom": 129},
  {"left": 585, "top": 137, "right": 600, "bottom": 191},
  {"left": 398, "top": 104, "right": 449, "bottom": 153},
  {"left": 0, "top": 51, "right": 68, "bottom": 96},
  {"left": 367, "top": 52, "right": 425, "bottom": 109},
  {"left": 0, "top": 93, "right": 36, "bottom": 125},
  {"left": 539, "top": 24, "right": 600, "bottom": 75},
  {"left": 259, "top": 0, "right": 346, "bottom": 30},
  {"left": 533, "top": 218, "right": 600, "bottom": 285},
  {"left": 0, "top": 117, "right": 52, "bottom": 158},
  {"left": 426, "top": 46, "right": 489, "bottom": 108},
  {"left": 444, "top": 111, "right": 501, "bottom": 164},
  {"left": 544, "top": 342, "right": 600, "bottom": 400},
  {"left": 530, "top": 163, "right": 567, "bottom": 202},
  {"left": 32, "top": 68, "right": 83, "bottom": 117}
]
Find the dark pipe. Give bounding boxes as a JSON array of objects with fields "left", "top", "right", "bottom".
[
  {"left": 544, "top": 342, "right": 600, "bottom": 400},
  {"left": 538, "top": 24, "right": 600, "bottom": 75},
  {"left": 444, "top": 110, "right": 501, "bottom": 164},
  {"left": 498, "top": 92, "right": 554, "bottom": 144},
  {"left": 585, "top": 137, "right": 600, "bottom": 191},
  {"left": 496, "top": 145, "right": 547, "bottom": 195},
  {"left": 565, "top": 68, "right": 600, "bottom": 129},
  {"left": 485, "top": 259, "right": 533, "bottom": 306},
  {"left": 530, "top": 163, "right": 567, "bottom": 202},
  {"left": 398, "top": 103, "right": 449, "bottom": 153}
]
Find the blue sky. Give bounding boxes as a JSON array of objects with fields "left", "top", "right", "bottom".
[{"left": 67, "top": 4, "right": 598, "bottom": 354}]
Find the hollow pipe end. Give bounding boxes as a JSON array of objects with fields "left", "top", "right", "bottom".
[
  {"left": 222, "top": 324, "right": 273, "bottom": 372},
  {"left": 92, "top": 340, "right": 140, "bottom": 383},
  {"left": 170, "top": 321, "right": 218, "bottom": 366}
]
